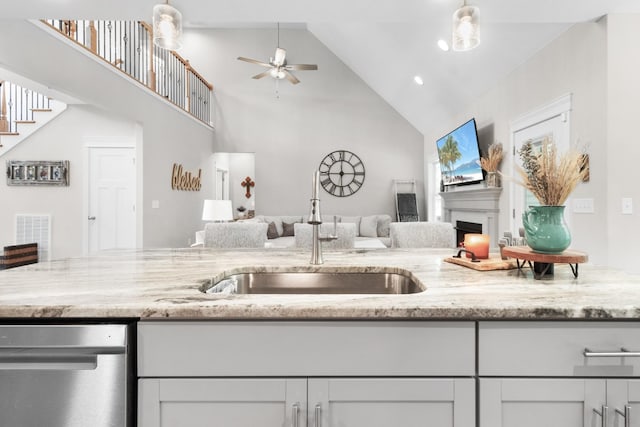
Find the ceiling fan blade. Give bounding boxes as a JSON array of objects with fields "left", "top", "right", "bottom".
[
  {"left": 252, "top": 70, "right": 272, "bottom": 80},
  {"left": 285, "top": 64, "right": 318, "bottom": 71},
  {"left": 283, "top": 70, "right": 300, "bottom": 85},
  {"left": 237, "top": 57, "right": 272, "bottom": 68}
]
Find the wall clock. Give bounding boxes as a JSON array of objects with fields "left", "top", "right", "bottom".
[{"left": 318, "top": 150, "right": 365, "bottom": 197}]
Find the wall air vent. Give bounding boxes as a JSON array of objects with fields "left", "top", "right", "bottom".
[{"left": 15, "top": 214, "right": 51, "bottom": 261}]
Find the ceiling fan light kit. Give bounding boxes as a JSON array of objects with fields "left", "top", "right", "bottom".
[
  {"left": 153, "top": 0, "right": 183, "bottom": 50},
  {"left": 237, "top": 23, "right": 318, "bottom": 85},
  {"left": 452, "top": 1, "right": 480, "bottom": 52}
]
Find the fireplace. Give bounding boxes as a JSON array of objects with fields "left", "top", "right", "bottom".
[
  {"left": 440, "top": 187, "right": 502, "bottom": 248},
  {"left": 455, "top": 221, "right": 482, "bottom": 247}
]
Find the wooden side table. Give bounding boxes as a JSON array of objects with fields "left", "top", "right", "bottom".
[{"left": 501, "top": 246, "right": 588, "bottom": 280}]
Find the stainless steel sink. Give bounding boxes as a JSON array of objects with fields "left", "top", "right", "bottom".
[{"left": 201, "top": 272, "right": 425, "bottom": 295}]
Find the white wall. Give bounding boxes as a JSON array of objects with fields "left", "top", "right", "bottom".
[
  {"left": 0, "top": 105, "right": 137, "bottom": 259},
  {"left": 607, "top": 14, "right": 640, "bottom": 273},
  {"left": 424, "top": 21, "right": 609, "bottom": 266},
  {"left": 0, "top": 20, "right": 216, "bottom": 250},
  {"left": 180, "top": 28, "right": 424, "bottom": 218}
]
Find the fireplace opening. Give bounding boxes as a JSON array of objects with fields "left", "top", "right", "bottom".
[{"left": 456, "top": 221, "right": 482, "bottom": 247}]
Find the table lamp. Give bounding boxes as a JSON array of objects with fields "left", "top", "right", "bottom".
[{"left": 202, "top": 200, "right": 233, "bottom": 222}]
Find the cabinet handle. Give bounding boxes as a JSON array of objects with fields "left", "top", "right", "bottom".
[
  {"left": 291, "top": 403, "right": 299, "bottom": 427},
  {"left": 584, "top": 348, "right": 640, "bottom": 357},
  {"left": 315, "top": 404, "right": 322, "bottom": 427},
  {"left": 616, "top": 405, "right": 631, "bottom": 427},
  {"left": 593, "top": 405, "right": 608, "bottom": 427}
]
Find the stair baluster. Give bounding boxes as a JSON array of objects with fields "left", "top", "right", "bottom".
[{"left": 0, "top": 81, "right": 8, "bottom": 133}]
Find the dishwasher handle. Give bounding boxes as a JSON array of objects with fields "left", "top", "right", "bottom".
[{"left": 0, "top": 345, "right": 126, "bottom": 371}]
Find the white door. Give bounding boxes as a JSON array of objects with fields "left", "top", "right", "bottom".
[
  {"left": 480, "top": 378, "right": 606, "bottom": 427},
  {"left": 88, "top": 147, "right": 136, "bottom": 252},
  {"left": 309, "top": 378, "right": 475, "bottom": 427},
  {"left": 215, "top": 168, "right": 228, "bottom": 200},
  {"left": 138, "top": 378, "right": 307, "bottom": 427},
  {"left": 510, "top": 99, "right": 571, "bottom": 233}
]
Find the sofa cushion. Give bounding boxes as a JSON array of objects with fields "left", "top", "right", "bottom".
[
  {"left": 360, "top": 215, "right": 378, "bottom": 238},
  {"left": 263, "top": 216, "right": 303, "bottom": 236},
  {"left": 377, "top": 215, "right": 392, "bottom": 237},
  {"left": 266, "top": 222, "right": 279, "bottom": 239},
  {"left": 341, "top": 216, "right": 361, "bottom": 236},
  {"left": 282, "top": 222, "right": 296, "bottom": 237}
]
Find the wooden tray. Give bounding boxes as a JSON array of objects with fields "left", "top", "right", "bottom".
[{"left": 444, "top": 255, "right": 518, "bottom": 271}]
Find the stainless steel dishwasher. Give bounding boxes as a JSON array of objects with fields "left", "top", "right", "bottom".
[{"left": 0, "top": 323, "right": 134, "bottom": 427}]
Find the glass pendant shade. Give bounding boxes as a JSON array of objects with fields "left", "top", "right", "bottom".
[
  {"left": 452, "top": 4, "right": 480, "bottom": 52},
  {"left": 153, "top": 2, "right": 183, "bottom": 50}
]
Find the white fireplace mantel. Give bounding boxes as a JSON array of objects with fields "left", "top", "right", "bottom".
[{"left": 440, "top": 187, "right": 502, "bottom": 247}]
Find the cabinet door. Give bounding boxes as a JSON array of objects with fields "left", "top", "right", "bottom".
[
  {"left": 308, "top": 378, "right": 475, "bottom": 427},
  {"left": 480, "top": 379, "right": 606, "bottom": 427},
  {"left": 138, "top": 378, "right": 307, "bottom": 427},
  {"left": 607, "top": 380, "right": 640, "bottom": 427}
]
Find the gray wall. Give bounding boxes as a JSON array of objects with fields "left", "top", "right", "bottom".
[
  {"left": 0, "top": 105, "right": 137, "bottom": 259},
  {"left": 607, "top": 14, "right": 640, "bottom": 272},
  {"left": 180, "top": 28, "right": 424, "bottom": 218},
  {"left": 424, "top": 21, "right": 609, "bottom": 266}
]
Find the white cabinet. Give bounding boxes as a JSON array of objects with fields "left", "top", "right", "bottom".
[
  {"left": 138, "top": 378, "right": 306, "bottom": 427},
  {"left": 137, "top": 321, "right": 476, "bottom": 427},
  {"left": 480, "top": 379, "right": 606, "bottom": 427},
  {"left": 479, "top": 322, "right": 640, "bottom": 427},
  {"left": 139, "top": 377, "right": 475, "bottom": 427},
  {"left": 310, "top": 378, "right": 475, "bottom": 427}
]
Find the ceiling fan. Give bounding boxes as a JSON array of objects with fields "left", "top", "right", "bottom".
[{"left": 237, "top": 23, "right": 318, "bottom": 85}]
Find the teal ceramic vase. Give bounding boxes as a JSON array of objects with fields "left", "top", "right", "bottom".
[{"left": 522, "top": 205, "right": 571, "bottom": 254}]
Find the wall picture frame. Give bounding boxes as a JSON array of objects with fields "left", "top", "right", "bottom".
[{"left": 6, "top": 160, "right": 69, "bottom": 186}]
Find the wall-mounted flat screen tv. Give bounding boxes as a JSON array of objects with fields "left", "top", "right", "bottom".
[{"left": 436, "top": 118, "right": 484, "bottom": 187}]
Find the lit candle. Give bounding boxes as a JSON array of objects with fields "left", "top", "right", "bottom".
[{"left": 464, "top": 233, "right": 490, "bottom": 259}]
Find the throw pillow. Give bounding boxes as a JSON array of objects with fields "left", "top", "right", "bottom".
[
  {"left": 282, "top": 222, "right": 296, "bottom": 237},
  {"left": 266, "top": 222, "right": 279, "bottom": 239},
  {"left": 377, "top": 215, "right": 391, "bottom": 237},
  {"left": 360, "top": 215, "right": 378, "bottom": 237}
]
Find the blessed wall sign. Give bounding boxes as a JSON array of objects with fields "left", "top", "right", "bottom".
[{"left": 171, "top": 163, "right": 202, "bottom": 191}]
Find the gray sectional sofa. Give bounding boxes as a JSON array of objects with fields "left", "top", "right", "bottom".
[{"left": 203, "top": 214, "right": 392, "bottom": 249}]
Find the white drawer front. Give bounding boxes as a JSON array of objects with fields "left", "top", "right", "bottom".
[
  {"left": 138, "top": 321, "right": 475, "bottom": 377},
  {"left": 479, "top": 321, "right": 640, "bottom": 376}
]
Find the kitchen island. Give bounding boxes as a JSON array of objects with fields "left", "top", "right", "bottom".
[
  {"left": 0, "top": 247, "right": 638, "bottom": 319},
  {"left": 4, "top": 248, "right": 640, "bottom": 427}
]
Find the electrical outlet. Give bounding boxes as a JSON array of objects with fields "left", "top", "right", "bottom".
[
  {"left": 573, "top": 198, "right": 594, "bottom": 214},
  {"left": 622, "top": 198, "right": 633, "bottom": 215}
]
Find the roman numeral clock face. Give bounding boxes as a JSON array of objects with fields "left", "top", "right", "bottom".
[{"left": 318, "top": 150, "right": 365, "bottom": 197}]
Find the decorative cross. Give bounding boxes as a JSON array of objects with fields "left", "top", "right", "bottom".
[{"left": 241, "top": 176, "right": 255, "bottom": 199}]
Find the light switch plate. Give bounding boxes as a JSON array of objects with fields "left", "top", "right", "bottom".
[
  {"left": 573, "top": 198, "right": 594, "bottom": 214},
  {"left": 152, "top": 200, "right": 160, "bottom": 209},
  {"left": 622, "top": 198, "right": 633, "bottom": 215}
]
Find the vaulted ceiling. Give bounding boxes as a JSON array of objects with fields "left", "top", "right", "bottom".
[{"left": 4, "top": 0, "right": 640, "bottom": 134}]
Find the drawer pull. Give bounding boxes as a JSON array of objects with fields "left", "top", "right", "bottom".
[
  {"left": 616, "top": 405, "right": 631, "bottom": 427},
  {"left": 292, "top": 403, "right": 299, "bottom": 427},
  {"left": 584, "top": 347, "right": 640, "bottom": 357},
  {"left": 315, "top": 404, "right": 322, "bottom": 427},
  {"left": 593, "top": 405, "right": 608, "bottom": 427}
]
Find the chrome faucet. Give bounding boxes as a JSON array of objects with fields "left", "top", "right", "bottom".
[{"left": 308, "top": 171, "right": 338, "bottom": 265}]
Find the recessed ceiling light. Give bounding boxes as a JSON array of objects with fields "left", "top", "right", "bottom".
[
  {"left": 414, "top": 76, "right": 424, "bottom": 86},
  {"left": 438, "top": 39, "right": 450, "bottom": 51}
]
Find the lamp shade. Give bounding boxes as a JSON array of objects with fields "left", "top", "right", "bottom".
[
  {"left": 153, "top": 2, "right": 183, "bottom": 50},
  {"left": 452, "top": 4, "right": 480, "bottom": 52},
  {"left": 202, "top": 200, "right": 233, "bottom": 222}
]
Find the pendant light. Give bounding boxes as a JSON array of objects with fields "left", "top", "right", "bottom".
[
  {"left": 153, "top": 0, "right": 183, "bottom": 50},
  {"left": 452, "top": 1, "right": 480, "bottom": 52}
]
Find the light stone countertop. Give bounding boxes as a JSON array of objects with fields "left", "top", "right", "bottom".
[{"left": 0, "top": 247, "right": 639, "bottom": 320}]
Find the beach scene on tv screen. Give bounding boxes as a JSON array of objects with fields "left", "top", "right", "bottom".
[{"left": 437, "top": 120, "right": 483, "bottom": 185}]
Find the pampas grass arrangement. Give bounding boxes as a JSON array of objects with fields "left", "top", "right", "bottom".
[
  {"left": 480, "top": 143, "right": 503, "bottom": 172},
  {"left": 516, "top": 138, "right": 588, "bottom": 206}
]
